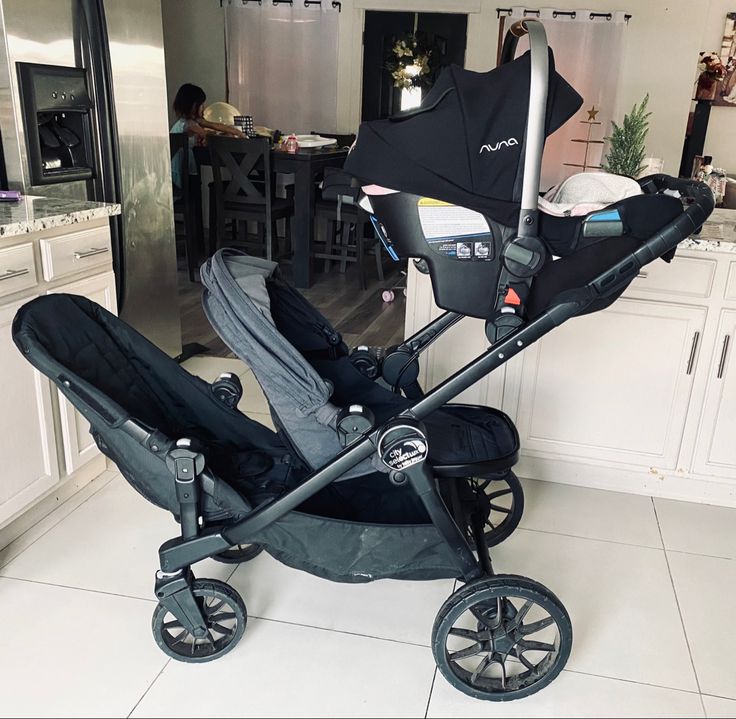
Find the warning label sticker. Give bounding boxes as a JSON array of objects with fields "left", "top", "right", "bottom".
[{"left": 417, "top": 198, "right": 493, "bottom": 260}]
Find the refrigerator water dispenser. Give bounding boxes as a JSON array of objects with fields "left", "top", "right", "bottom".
[{"left": 16, "top": 62, "right": 95, "bottom": 185}]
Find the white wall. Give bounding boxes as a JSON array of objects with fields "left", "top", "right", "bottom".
[
  {"left": 160, "top": 0, "right": 227, "bottom": 126},
  {"left": 160, "top": 0, "right": 734, "bottom": 175}
]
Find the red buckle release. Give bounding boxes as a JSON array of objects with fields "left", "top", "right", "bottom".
[{"left": 504, "top": 287, "right": 522, "bottom": 306}]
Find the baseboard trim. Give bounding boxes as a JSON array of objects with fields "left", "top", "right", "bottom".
[
  {"left": 0, "top": 455, "right": 108, "bottom": 554},
  {"left": 516, "top": 454, "right": 736, "bottom": 507}
]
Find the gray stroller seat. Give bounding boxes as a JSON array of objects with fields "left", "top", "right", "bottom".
[{"left": 200, "top": 249, "right": 520, "bottom": 481}]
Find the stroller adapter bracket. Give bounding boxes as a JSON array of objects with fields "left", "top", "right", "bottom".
[
  {"left": 335, "top": 404, "right": 375, "bottom": 447},
  {"left": 166, "top": 442, "right": 206, "bottom": 540},
  {"left": 211, "top": 372, "right": 243, "bottom": 409}
]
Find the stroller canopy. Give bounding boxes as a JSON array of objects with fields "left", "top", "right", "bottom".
[{"left": 345, "top": 48, "right": 583, "bottom": 225}]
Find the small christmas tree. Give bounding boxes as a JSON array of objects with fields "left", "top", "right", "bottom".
[{"left": 601, "top": 94, "right": 651, "bottom": 178}]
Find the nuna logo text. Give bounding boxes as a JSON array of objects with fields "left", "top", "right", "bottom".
[{"left": 479, "top": 137, "right": 519, "bottom": 154}]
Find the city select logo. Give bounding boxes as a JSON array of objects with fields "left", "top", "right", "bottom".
[
  {"left": 384, "top": 439, "right": 428, "bottom": 470},
  {"left": 479, "top": 137, "right": 519, "bottom": 154}
]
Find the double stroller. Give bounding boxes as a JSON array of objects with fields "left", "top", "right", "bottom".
[{"left": 12, "top": 20, "right": 713, "bottom": 701}]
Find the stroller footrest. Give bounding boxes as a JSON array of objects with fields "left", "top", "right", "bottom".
[{"left": 425, "top": 404, "right": 520, "bottom": 478}]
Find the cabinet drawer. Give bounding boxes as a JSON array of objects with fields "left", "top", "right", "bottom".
[
  {"left": 726, "top": 261, "right": 736, "bottom": 301},
  {"left": 626, "top": 255, "right": 716, "bottom": 299},
  {"left": 39, "top": 226, "right": 112, "bottom": 281},
  {"left": 0, "top": 242, "right": 37, "bottom": 297}
]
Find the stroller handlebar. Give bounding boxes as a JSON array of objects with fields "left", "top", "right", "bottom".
[{"left": 636, "top": 174, "right": 715, "bottom": 261}]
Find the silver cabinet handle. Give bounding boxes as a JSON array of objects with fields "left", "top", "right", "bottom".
[
  {"left": 637, "top": 271, "right": 648, "bottom": 279},
  {"left": 717, "top": 334, "right": 731, "bottom": 380},
  {"left": 74, "top": 246, "right": 109, "bottom": 259},
  {"left": 0, "top": 267, "right": 30, "bottom": 281},
  {"left": 686, "top": 330, "right": 700, "bottom": 375}
]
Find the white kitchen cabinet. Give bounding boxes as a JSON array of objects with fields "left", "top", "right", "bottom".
[
  {"left": 48, "top": 271, "right": 117, "bottom": 475},
  {"left": 691, "top": 309, "right": 736, "bottom": 479},
  {"left": 0, "top": 298, "right": 59, "bottom": 526},
  {"left": 0, "top": 211, "right": 119, "bottom": 544},
  {"left": 512, "top": 299, "right": 707, "bottom": 471},
  {"left": 405, "top": 242, "right": 736, "bottom": 506}
]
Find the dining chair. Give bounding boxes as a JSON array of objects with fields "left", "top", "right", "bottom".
[
  {"left": 208, "top": 135, "right": 294, "bottom": 261},
  {"left": 169, "top": 133, "right": 203, "bottom": 282},
  {"left": 312, "top": 165, "right": 384, "bottom": 291}
]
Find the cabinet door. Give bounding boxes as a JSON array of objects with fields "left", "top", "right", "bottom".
[
  {"left": 514, "top": 299, "right": 707, "bottom": 471},
  {"left": 48, "top": 272, "right": 117, "bottom": 475},
  {"left": 691, "top": 309, "right": 736, "bottom": 479},
  {"left": 0, "top": 299, "right": 59, "bottom": 526}
]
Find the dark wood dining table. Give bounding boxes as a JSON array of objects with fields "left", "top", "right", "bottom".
[{"left": 195, "top": 143, "right": 349, "bottom": 288}]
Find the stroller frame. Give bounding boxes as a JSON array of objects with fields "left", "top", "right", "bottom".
[
  {"left": 155, "top": 167, "right": 710, "bottom": 580},
  {"left": 155, "top": 19, "right": 712, "bottom": 585}
]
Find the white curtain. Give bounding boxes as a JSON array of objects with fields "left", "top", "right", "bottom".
[
  {"left": 225, "top": 1, "right": 339, "bottom": 134},
  {"left": 508, "top": 8, "right": 627, "bottom": 190}
]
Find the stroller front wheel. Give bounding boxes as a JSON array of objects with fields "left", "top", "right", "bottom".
[
  {"left": 432, "top": 574, "right": 572, "bottom": 701},
  {"left": 152, "top": 579, "right": 247, "bottom": 663}
]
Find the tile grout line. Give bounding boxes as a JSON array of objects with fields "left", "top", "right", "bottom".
[
  {"left": 517, "top": 525, "right": 669, "bottom": 552},
  {"left": 651, "top": 497, "right": 706, "bottom": 716},
  {"left": 126, "top": 658, "right": 171, "bottom": 719},
  {"left": 701, "top": 692, "right": 736, "bottom": 702},
  {"left": 423, "top": 667, "right": 438, "bottom": 719},
  {"left": 0, "top": 574, "right": 158, "bottom": 604},
  {"left": 249, "top": 614, "right": 432, "bottom": 649},
  {"left": 563, "top": 667, "right": 703, "bottom": 696},
  {"left": 521, "top": 522, "right": 734, "bottom": 561},
  {"left": 0, "top": 471, "right": 118, "bottom": 571},
  {"left": 665, "top": 548, "right": 735, "bottom": 562}
]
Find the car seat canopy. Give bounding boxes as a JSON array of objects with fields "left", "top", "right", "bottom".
[{"left": 345, "top": 48, "right": 583, "bottom": 225}]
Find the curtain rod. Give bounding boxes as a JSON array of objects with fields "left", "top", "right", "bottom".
[
  {"left": 495, "top": 8, "right": 631, "bottom": 22},
  {"left": 220, "top": 0, "right": 342, "bottom": 9}
]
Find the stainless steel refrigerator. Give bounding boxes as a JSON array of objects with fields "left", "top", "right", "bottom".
[{"left": 0, "top": 0, "right": 182, "bottom": 356}]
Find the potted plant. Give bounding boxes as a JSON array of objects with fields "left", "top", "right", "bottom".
[{"left": 601, "top": 94, "right": 651, "bottom": 178}]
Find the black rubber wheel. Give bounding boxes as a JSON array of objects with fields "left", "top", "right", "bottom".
[
  {"left": 470, "top": 472, "right": 524, "bottom": 548},
  {"left": 212, "top": 543, "right": 264, "bottom": 564},
  {"left": 152, "top": 579, "right": 246, "bottom": 663},
  {"left": 432, "top": 574, "right": 572, "bottom": 701}
]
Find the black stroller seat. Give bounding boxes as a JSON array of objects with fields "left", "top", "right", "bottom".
[{"left": 13, "top": 293, "right": 470, "bottom": 577}]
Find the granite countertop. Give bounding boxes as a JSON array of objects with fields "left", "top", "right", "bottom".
[
  {"left": 0, "top": 195, "right": 121, "bottom": 238},
  {"left": 679, "top": 207, "right": 736, "bottom": 253}
]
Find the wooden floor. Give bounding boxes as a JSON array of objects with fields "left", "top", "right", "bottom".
[{"left": 178, "top": 251, "right": 407, "bottom": 359}]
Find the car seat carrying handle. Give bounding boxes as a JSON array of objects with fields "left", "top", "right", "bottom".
[
  {"left": 485, "top": 19, "right": 550, "bottom": 343},
  {"left": 500, "top": 18, "right": 549, "bottom": 238}
]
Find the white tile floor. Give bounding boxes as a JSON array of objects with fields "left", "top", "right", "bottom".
[{"left": 1, "top": 357, "right": 735, "bottom": 718}]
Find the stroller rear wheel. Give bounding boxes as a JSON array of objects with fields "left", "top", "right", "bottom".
[
  {"left": 213, "top": 543, "right": 264, "bottom": 564},
  {"left": 469, "top": 472, "right": 524, "bottom": 548},
  {"left": 152, "top": 579, "right": 247, "bottom": 662},
  {"left": 432, "top": 574, "right": 572, "bottom": 701}
]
